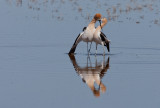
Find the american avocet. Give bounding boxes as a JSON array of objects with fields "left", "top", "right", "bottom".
[
  {"left": 93, "top": 18, "right": 110, "bottom": 55},
  {"left": 69, "top": 13, "right": 102, "bottom": 54}
]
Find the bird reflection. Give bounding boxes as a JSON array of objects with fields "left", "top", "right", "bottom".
[{"left": 68, "top": 54, "right": 110, "bottom": 97}]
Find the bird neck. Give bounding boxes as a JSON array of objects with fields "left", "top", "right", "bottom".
[
  {"left": 89, "top": 18, "right": 96, "bottom": 25},
  {"left": 96, "top": 26, "right": 102, "bottom": 32},
  {"left": 88, "top": 19, "right": 96, "bottom": 28},
  {"left": 100, "top": 22, "right": 107, "bottom": 28}
]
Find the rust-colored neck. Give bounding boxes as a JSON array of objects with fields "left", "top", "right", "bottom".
[
  {"left": 100, "top": 21, "right": 107, "bottom": 28},
  {"left": 89, "top": 18, "right": 96, "bottom": 25}
]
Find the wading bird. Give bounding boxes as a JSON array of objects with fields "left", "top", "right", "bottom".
[
  {"left": 69, "top": 13, "right": 102, "bottom": 54},
  {"left": 93, "top": 18, "right": 110, "bottom": 55}
]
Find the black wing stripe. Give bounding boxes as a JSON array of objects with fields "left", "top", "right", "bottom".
[
  {"left": 69, "top": 32, "right": 83, "bottom": 54},
  {"left": 100, "top": 32, "right": 110, "bottom": 52},
  {"left": 69, "top": 27, "right": 86, "bottom": 54},
  {"left": 83, "top": 27, "right": 87, "bottom": 31},
  {"left": 73, "top": 26, "right": 86, "bottom": 45},
  {"left": 101, "top": 32, "right": 107, "bottom": 38},
  {"left": 100, "top": 34, "right": 105, "bottom": 41},
  {"left": 73, "top": 33, "right": 81, "bottom": 45}
]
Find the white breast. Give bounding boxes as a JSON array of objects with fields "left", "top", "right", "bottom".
[
  {"left": 82, "top": 27, "right": 95, "bottom": 42},
  {"left": 93, "top": 31, "right": 101, "bottom": 44}
]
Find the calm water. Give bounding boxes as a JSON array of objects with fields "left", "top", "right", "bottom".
[{"left": 0, "top": 0, "right": 160, "bottom": 108}]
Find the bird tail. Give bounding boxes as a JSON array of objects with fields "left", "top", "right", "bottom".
[{"left": 104, "top": 40, "right": 110, "bottom": 52}]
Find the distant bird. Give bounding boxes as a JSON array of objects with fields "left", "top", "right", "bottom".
[
  {"left": 93, "top": 18, "right": 110, "bottom": 55},
  {"left": 69, "top": 13, "right": 102, "bottom": 54}
]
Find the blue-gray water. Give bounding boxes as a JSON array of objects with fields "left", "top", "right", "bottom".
[{"left": 0, "top": 0, "right": 160, "bottom": 108}]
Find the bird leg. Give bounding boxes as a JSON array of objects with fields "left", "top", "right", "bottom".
[
  {"left": 103, "top": 45, "right": 105, "bottom": 56},
  {"left": 95, "top": 55, "right": 97, "bottom": 66},
  {"left": 103, "top": 53, "right": 105, "bottom": 65},
  {"left": 101, "top": 42, "right": 105, "bottom": 55},
  {"left": 87, "top": 42, "right": 89, "bottom": 54},
  {"left": 95, "top": 44, "right": 98, "bottom": 55},
  {"left": 88, "top": 42, "right": 92, "bottom": 54},
  {"left": 87, "top": 54, "right": 89, "bottom": 67}
]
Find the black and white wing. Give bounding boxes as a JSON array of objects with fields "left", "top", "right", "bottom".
[
  {"left": 100, "top": 32, "right": 110, "bottom": 52},
  {"left": 69, "top": 27, "right": 86, "bottom": 54}
]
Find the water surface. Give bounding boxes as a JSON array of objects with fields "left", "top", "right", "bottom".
[{"left": 0, "top": 0, "right": 160, "bottom": 108}]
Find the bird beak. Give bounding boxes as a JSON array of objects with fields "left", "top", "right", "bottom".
[{"left": 98, "top": 19, "right": 101, "bottom": 27}]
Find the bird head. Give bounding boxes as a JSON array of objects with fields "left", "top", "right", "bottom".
[
  {"left": 94, "top": 13, "right": 102, "bottom": 21},
  {"left": 101, "top": 18, "right": 108, "bottom": 25},
  {"left": 94, "top": 13, "right": 102, "bottom": 26}
]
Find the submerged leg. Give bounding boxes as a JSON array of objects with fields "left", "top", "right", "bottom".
[{"left": 87, "top": 54, "right": 92, "bottom": 66}]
